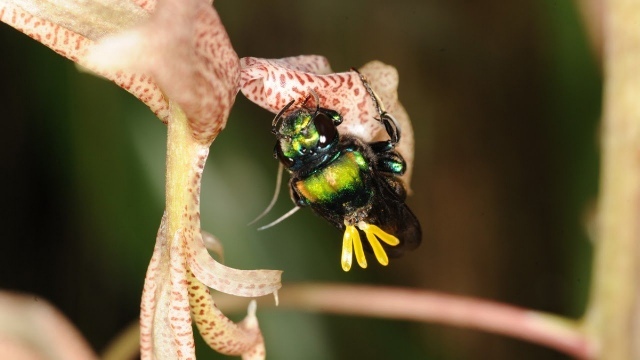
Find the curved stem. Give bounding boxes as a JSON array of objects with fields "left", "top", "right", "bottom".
[
  {"left": 217, "top": 283, "right": 595, "bottom": 359},
  {"left": 123, "top": 283, "right": 596, "bottom": 358}
]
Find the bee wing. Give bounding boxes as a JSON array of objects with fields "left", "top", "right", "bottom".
[{"left": 366, "top": 176, "right": 422, "bottom": 258}]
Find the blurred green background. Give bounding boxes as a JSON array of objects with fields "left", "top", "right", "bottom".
[{"left": 0, "top": 0, "right": 600, "bottom": 359}]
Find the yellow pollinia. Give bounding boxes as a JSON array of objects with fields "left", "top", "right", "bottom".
[{"left": 341, "top": 221, "right": 400, "bottom": 271}]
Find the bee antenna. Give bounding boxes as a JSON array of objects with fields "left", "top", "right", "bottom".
[
  {"left": 248, "top": 163, "right": 284, "bottom": 226},
  {"left": 257, "top": 206, "right": 301, "bottom": 231},
  {"left": 272, "top": 100, "right": 296, "bottom": 129}
]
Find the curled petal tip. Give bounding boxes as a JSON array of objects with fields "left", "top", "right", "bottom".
[
  {"left": 240, "top": 300, "right": 260, "bottom": 330},
  {"left": 248, "top": 299, "right": 257, "bottom": 317}
]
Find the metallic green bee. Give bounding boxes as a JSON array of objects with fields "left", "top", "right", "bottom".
[{"left": 259, "top": 71, "right": 421, "bottom": 271}]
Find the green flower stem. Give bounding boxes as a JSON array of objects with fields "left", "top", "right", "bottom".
[
  {"left": 165, "top": 102, "right": 208, "bottom": 238},
  {"left": 139, "top": 102, "right": 206, "bottom": 359},
  {"left": 162, "top": 102, "right": 268, "bottom": 358}
]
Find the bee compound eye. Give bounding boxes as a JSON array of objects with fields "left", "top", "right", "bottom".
[
  {"left": 274, "top": 143, "right": 294, "bottom": 167},
  {"left": 314, "top": 112, "right": 338, "bottom": 148}
]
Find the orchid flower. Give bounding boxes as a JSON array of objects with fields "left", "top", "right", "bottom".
[
  {"left": 0, "top": 0, "right": 417, "bottom": 357},
  {"left": 1, "top": 0, "right": 614, "bottom": 359},
  {"left": 0, "top": 0, "right": 282, "bottom": 358},
  {"left": 239, "top": 55, "right": 416, "bottom": 270}
]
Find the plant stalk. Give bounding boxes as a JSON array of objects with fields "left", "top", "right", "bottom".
[{"left": 584, "top": 0, "right": 640, "bottom": 358}]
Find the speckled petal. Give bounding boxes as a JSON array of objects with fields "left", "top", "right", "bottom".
[
  {"left": 188, "top": 273, "right": 265, "bottom": 358},
  {"left": 240, "top": 56, "right": 381, "bottom": 141},
  {"left": 85, "top": 0, "right": 240, "bottom": 143},
  {"left": 239, "top": 56, "right": 415, "bottom": 186},
  {"left": 0, "top": 0, "right": 170, "bottom": 121},
  {"left": 140, "top": 215, "right": 197, "bottom": 360},
  {"left": 186, "top": 232, "right": 282, "bottom": 298}
]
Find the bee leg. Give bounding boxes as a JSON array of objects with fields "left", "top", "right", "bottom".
[
  {"left": 379, "top": 113, "right": 401, "bottom": 145},
  {"left": 370, "top": 146, "right": 408, "bottom": 200},
  {"left": 352, "top": 68, "right": 401, "bottom": 145},
  {"left": 377, "top": 152, "right": 406, "bottom": 176},
  {"left": 369, "top": 143, "right": 406, "bottom": 177},
  {"left": 369, "top": 140, "right": 394, "bottom": 154}
]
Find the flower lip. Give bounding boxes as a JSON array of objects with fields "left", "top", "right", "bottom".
[{"left": 240, "top": 56, "right": 416, "bottom": 189}]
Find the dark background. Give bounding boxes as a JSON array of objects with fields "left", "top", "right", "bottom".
[{"left": 0, "top": 0, "right": 600, "bottom": 359}]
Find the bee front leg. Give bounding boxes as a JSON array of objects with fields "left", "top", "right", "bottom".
[
  {"left": 369, "top": 140, "right": 394, "bottom": 154},
  {"left": 380, "top": 113, "right": 401, "bottom": 145},
  {"left": 370, "top": 142, "right": 406, "bottom": 177},
  {"left": 376, "top": 152, "right": 406, "bottom": 176}
]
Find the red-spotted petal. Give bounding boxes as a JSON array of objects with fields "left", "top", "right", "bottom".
[
  {"left": 0, "top": 0, "right": 170, "bottom": 121},
  {"left": 240, "top": 56, "right": 415, "bottom": 187}
]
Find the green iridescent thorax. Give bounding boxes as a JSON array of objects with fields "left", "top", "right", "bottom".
[
  {"left": 296, "top": 151, "right": 370, "bottom": 205},
  {"left": 279, "top": 112, "right": 319, "bottom": 158}
]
